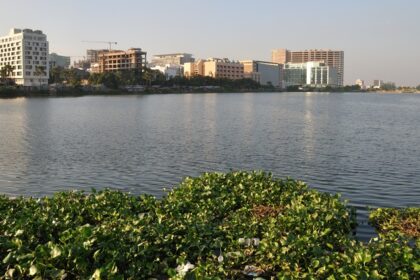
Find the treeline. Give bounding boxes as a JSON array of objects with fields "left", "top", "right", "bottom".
[{"left": 49, "top": 66, "right": 263, "bottom": 90}]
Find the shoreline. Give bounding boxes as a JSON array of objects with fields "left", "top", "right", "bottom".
[{"left": 0, "top": 87, "right": 419, "bottom": 99}]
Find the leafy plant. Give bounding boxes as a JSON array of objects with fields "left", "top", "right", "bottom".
[{"left": 0, "top": 171, "right": 418, "bottom": 279}]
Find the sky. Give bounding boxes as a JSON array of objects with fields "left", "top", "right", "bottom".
[{"left": 1, "top": 0, "right": 419, "bottom": 86}]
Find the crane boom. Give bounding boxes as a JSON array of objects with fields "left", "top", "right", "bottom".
[{"left": 81, "top": 41, "right": 118, "bottom": 51}]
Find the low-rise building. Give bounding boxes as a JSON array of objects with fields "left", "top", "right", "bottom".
[
  {"left": 150, "top": 64, "right": 183, "bottom": 79},
  {"left": 184, "top": 58, "right": 244, "bottom": 80},
  {"left": 93, "top": 48, "right": 147, "bottom": 73},
  {"left": 49, "top": 53, "right": 70, "bottom": 69},
  {"left": 284, "top": 61, "right": 338, "bottom": 87},
  {"left": 373, "top": 80, "right": 383, "bottom": 89},
  {"left": 151, "top": 53, "right": 194, "bottom": 66},
  {"left": 355, "top": 79, "right": 366, "bottom": 90},
  {"left": 241, "top": 60, "right": 283, "bottom": 87},
  {"left": 0, "top": 28, "right": 49, "bottom": 86}
]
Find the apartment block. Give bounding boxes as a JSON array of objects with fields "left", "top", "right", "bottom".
[
  {"left": 184, "top": 58, "right": 244, "bottom": 80},
  {"left": 272, "top": 48, "right": 344, "bottom": 86},
  {"left": 0, "top": 28, "right": 49, "bottom": 86},
  {"left": 241, "top": 60, "right": 283, "bottom": 87},
  {"left": 92, "top": 48, "right": 147, "bottom": 73}
]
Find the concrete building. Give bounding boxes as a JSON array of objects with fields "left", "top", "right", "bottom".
[
  {"left": 151, "top": 53, "right": 194, "bottom": 66},
  {"left": 373, "top": 80, "right": 383, "bottom": 89},
  {"left": 0, "top": 28, "right": 49, "bottom": 86},
  {"left": 272, "top": 49, "right": 344, "bottom": 86},
  {"left": 184, "top": 58, "right": 244, "bottom": 80},
  {"left": 86, "top": 49, "right": 108, "bottom": 63},
  {"left": 241, "top": 60, "right": 283, "bottom": 87},
  {"left": 150, "top": 64, "right": 183, "bottom": 79},
  {"left": 49, "top": 53, "right": 70, "bottom": 69},
  {"left": 93, "top": 48, "right": 147, "bottom": 73},
  {"left": 355, "top": 79, "right": 366, "bottom": 90},
  {"left": 283, "top": 61, "right": 338, "bottom": 87}
]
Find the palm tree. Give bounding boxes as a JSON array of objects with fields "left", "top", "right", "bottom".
[
  {"left": 0, "top": 65, "right": 14, "bottom": 85},
  {"left": 34, "top": 66, "right": 46, "bottom": 87}
]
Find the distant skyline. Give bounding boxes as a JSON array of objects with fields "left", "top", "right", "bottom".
[{"left": 1, "top": 0, "right": 419, "bottom": 86}]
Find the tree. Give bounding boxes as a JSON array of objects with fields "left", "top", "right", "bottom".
[
  {"left": 1, "top": 65, "right": 15, "bottom": 85},
  {"left": 416, "top": 85, "right": 420, "bottom": 91},
  {"left": 34, "top": 66, "right": 47, "bottom": 87},
  {"left": 49, "top": 66, "right": 65, "bottom": 84},
  {"left": 63, "top": 68, "right": 83, "bottom": 87}
]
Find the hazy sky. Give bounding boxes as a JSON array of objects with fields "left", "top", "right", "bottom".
[{"left": 1, "top": 0, "right": 419, "bottom": 86}]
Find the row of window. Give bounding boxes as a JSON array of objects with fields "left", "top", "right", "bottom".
[
  {"left": 0, "top": 47, "right": 22, "bottom": 54},
  {"left": 0, "top": 42, "right": 21, "bottom": 48},
  {"left": 0, "top": 36, "right": 22, "bottom": 43}
]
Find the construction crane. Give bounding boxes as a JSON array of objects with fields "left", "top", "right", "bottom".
[{"left": 81, "top": 41, "right": 118, "bottom": 51}]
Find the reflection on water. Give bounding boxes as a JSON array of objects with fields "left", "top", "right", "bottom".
[{"left": 1, "top": 92, "right": 420, "bottom": 240}]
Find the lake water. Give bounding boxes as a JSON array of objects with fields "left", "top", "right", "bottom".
[{"left": 0, "top": 92, "right": 419, "bottom": 240}]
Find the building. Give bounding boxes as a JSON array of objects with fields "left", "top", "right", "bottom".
[
  {"left": 355, "top": 79, "right": 366, "bottom": 90},
  {"left": 150, "top": 64, "right": 183, "bottom": 79},
  {"left": 151, "top": 53, "right": 194, "bottom": 66},
  {"left": 184, "top": 58, "right": 244, "bottom": 80},
  {"left": 86, "top": 49, "right": 108, "bottom": 63},
  {"left": 373, "top": 80, "right": 383, "bottom": 89},
  {"left": 93, "top": 48, "right": 147, "bottom": 73},
  {"left": 241, "top": 60, "right": 283, "bottom": 87},
  {"left": 272, "top": 49, "right": 344, "bottom": 86},
  {"left": 283, "top": 63, "right": 307, "bottom": 87},
  {"left": 283, "top": 61, "right": 338, "bottom": 87},
  {"left": 49, "top": 53, "right": 70, "bottom": 69},
  {"left": 0, "top": 28, "right": 49, "bottom": 86}
]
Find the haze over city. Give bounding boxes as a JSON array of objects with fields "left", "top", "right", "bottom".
[{"left": 1, "top": 0, "right": 419, "bottom": 86}]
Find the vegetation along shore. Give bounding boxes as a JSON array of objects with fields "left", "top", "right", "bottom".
[{"left": 0, "top": 171, "right": 418, "bottom": 279}]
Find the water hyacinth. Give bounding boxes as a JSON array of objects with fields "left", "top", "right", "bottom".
[{"left": 0, "top": 171, "right": 418, "bottom": 279}]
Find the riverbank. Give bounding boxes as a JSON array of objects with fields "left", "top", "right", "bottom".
[
  {"left": 0, "top": 86, "right": 277, "bottom": 98},
  {"left": 0, "top": 171, "right": 418, "bottom": 279},
  {"left": 0, "top": 85, "right": 369, "bottom": 98}
]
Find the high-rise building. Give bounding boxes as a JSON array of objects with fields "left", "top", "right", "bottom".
[
  {"left": 151, "top": 53, "right": 194, "bottom": 66},
  {"left": 241, "top": 60, "right": 283, "bottom": 87},
  {"left": 92, "top": 48, "right": 147, "bottom": 73},
  {"left": 49, "top": 53, "right": 70, "bottom": 69},
  {"left": 184, "top": 58, "right": 244, "bottom": 80},
  {"left": 0, "top": 28, "right": 49, "bottom": 86},
  {"left": 272, "top": 49, "right": 344, "bottom": 86}
]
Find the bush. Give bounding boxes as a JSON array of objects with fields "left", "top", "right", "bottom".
[{"left": 0, "top": 171, "right": 418, "bottom": 279}]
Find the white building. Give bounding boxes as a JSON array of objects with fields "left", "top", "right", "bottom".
[
  {"left": 151, "top": 53, "right": 194, "bottom": 66},
  {"left": 283, "top": 61, "right": 338, "bottom": 87},
  {"left": 0, "top": 28, "right": 49, "bottom": 86},
  {"left": 241, "top": 60, "right": 283, "bottom": 87},
  {"left": 150, "top": 64, "right": 183, "bottom": 79},
  {"left": 355, "top": 79, "right": 366, "bottom": 90}
]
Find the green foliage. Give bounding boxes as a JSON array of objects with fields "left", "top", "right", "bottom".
[
  {"left": 369, "top": 208, "right": 419, "bottom": 238},
  {"left": 380, "top": 82, "right": 397, "bottom": 91},
  {"left": 0, "top": 171, "right": 418, "bottom": 279},
  {"left": 88, "top": 69, "right": 145, "bottom": 89},
  {"left": 416, "top": 85, "right": 420, "bottom": 91}
]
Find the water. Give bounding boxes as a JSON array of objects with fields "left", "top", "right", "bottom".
[{"left": 1, "top": 92, "right": 419, "bottom": 240}]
